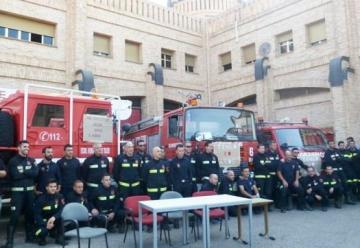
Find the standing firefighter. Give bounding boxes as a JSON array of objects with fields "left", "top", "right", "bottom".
[
  {"left": 82, "top": 143, "right": 110, "bottom": 196},
  {"left": 184, "top": 141, "right": 198, "bottom": 188},
  {"left": 265, "top": 141, "right": 281, "bottom": 201},
  {"left": 113, "top": 141, "right": 142, "bottom": 199},
  {"left": 196, "top": 141, "right": 220, "bottom": 183},
  {"left": 2, "top": 140, "right": 39, "bottom": 248},
  {"left": 143, "top": 147, "right": 168, "bottom": 200},
  {"left": 57, "top": 144, "right": 81, "bottom": 197},
  {"left": 33, "top": 179, "right": 66, "bottom": 246},
  {"left": 168, "top": 144, "right": 193, "bottom": 197},
  {"left": 347, "top": 140, "right": 360, "bottom": 200},
  {"left": 253, "top": 144, "right": 272, "bottom": 199}
]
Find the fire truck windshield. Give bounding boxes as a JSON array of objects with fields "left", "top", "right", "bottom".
[
  {"left": 276, "top": 128, "right": 327, "bottom": 149},
  {"left": 185, "top": 108, "right": 256, "bottom": 141}
]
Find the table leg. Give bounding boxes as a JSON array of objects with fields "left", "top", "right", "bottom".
[
  {"left": 182, "top": 211, "right": 187, "bottom": 245},
  {"left": 248, "top": 202, "right": 253, "bottom": 248},
  {"left": 202, "top": 206, "right": 207, "bottom": 248},
  {"left": 233, "top": 206, "right": 248, "bottom": 244},
  {"left": 224, "top": 207, "right": 230, "bottom": 239},
  {"left": 259, "top": 204, "right": 275, "bottom": 240},
  {"left": 185, "top": 211, "right": 189, "bottom": 244},
  {"left": 206, "top": 206, "right": 210, "bottom": 248},
  {"left": 139, "top": 204, "right": 143, "bottom": 248},
  {"left": 153, "top": 211, "right": 157, "bottom": 248}
]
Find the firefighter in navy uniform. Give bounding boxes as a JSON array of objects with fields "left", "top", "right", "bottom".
[
  {"left": 169, "top": 144, "right": 193, "bottom": 197},
  {"left": 338, "top": 141, "right": 357, "bottom": 204},
  {"left": 238, "top": 167, "right": 259, "bottom": 198},
  {"left": 277, "top": 150, "right": 306, "bottom": 213},
  {"left": 135, "top": 140, "right": 152, "bottom": 192},
  {"left": 200, "top": 174, "right": 219, "bottom": 192},
  {"left": 36, "top": 146, "right": 61, "bottom": 194},
  {"left": 66, "top": 180, "right": 90, "bottom": 210},
  {"left": 291, "top": 148, "right": 308, "bottom": 175},
  {"left": 113, "top": 141, "right": 142, "bottom": 199},
  {"left": 266, "top": 142, "right": 281, "bottom": 195},
  {"left": 184, "top": 141, "right": 198, "bottom": 190},
  {"left": 34, "top": 179, "right": 66, "bottom": 246},
  {"left": 143, "top": 147, "right": 168, "bottom": 200},
  {"left": 218, "top": 170, "right": 238, "bottom": 216},
  {"left": 82, "top": 143, "right": 110, "bottom": 196},
  {"left": 1, "top": 140, "right": 39, "bottom": 248},
  {"left": 196, "top": 141, "right": 220, "bottom": 183},
  {"left": 90, "top": 174, "right": 124, "bottom": 232},
  {"left": 57, "top": 144, "right": 81, "bottom": 197},
  {"left": 302, "top": 167, "right": 328, "bottom": 211},
  {"left": 253, "top": 144, "right": 272, "bottom": 199},
  {"left": 347, "top": 140, "right": 360, "bottom": 200},
  {"left": 322, "top": 165, "right": 343, "bottom": 208}
]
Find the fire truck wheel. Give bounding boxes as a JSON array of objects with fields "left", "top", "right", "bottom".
[{"left": 0, "top": 110, "right": 14, "bottom": 147}]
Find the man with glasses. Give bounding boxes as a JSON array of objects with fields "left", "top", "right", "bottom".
[{"left": 184, "top": 142, "right": 197, "bottom": 188}]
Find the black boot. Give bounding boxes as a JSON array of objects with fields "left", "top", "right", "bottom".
[
  {"left": 345, "top": 193, "right": 356, "bottom": 205},
  {"left": 25, "top": 223, "right": 35, "bottom": 243},
  {"left": 1, "top": 225, "right": 15, "bottom": 248}
]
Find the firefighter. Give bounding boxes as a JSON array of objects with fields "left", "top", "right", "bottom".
[
  {"left": 196, "top": 141, "right": 220, "bottom": 183},
  {"left": 143, "top": 147, "right": 168, "bottom": 200},
  {"left": 322, "top": 141, "right": 341, "bottom": 170},
  {"left": 113, "top": 141, "right": 142, "bottom": 199},
  {"left": 66, "top": 180, "right": 90, "bottom": 210},
  {"left": 291, "top": 148, "right": 308, "bottom": 175},
  {"left": 135, "top": 140, "right": 152, "bottom": 192},
  {"left": 347, "top": 140, "right": 360, "bottom": 200},
  {"left": 0, "top": 158, "right": 7, "bottom": 218},
  {"left": 90, "top": 174, "right": 124, "bottom": 232},
  {"left": 321, "top": 165, "right": 343, "bottom": 208},
  {"left": 2, "top": 140, "right": 39, "bottom": 248},
  {"left": 82, "top": 143, "right": 110, "bottom": 196},
  {"left": 238, "top": 167, "right": 259, "bottom": 199},
  {"left": 36, "top": 146, "right": 61, "bottom": 194},
  {"left": 184, "top": 141, "right": 198, "bottom": 188},
  {"left": 57, "top": 144, "right": 81, "bottom": 197},
  {"left": 277, "top": 150, "right": 306, "bottom": 213},
  {"left": 218, "top": 170, "right": 238, "bottom": 216},
  {"left": 200, "top": 173, "right": 219, "bottom": 192},
  {"left": 265, "top": 141, "right": 281, "bottom": 201},
  {"left": 338, "top": 141, "right": 357, "bottom": 204},
  {"left": 253, "top": 144, "right": 272, "bottom": 199},
  {"left": 168, "top": 144, "right": 193, "bottom": 197},
  {"left": 34, "top": 179, "right": 66, "bottom": 246},
  {"left": 302, "top": 167, "right": 328, "bottom": 211}
]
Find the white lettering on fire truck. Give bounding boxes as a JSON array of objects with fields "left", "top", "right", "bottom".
[{"left": 39, "top": 131, "right": 62, "bottom": 142}]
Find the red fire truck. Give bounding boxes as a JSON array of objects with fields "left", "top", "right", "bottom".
[
  {"left": 124, "top": 105, "right": 258, "bottom": 169},
  {"left": 257, "top": 119, "right": 328, "bottom": 170},
  {"left": 0, "top": 83, "right": 134, "bottom": 198}
]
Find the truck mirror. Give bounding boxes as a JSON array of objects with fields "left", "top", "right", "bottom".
[
  {"left": 122, "top": 123, "right": 131, "bottom": 133},
  {"left": 280, "top": 143, "right": 288, "bottom": 150}
]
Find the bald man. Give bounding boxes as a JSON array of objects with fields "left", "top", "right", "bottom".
[
  {"left": 114, "top": 142, "right": 142, "bottom": 199},
  {"left": 143, "top": 147, "right": 168, "bottom": 199},
  {"left": 81, "top": 143, "right": 110, "bottom": 197}
]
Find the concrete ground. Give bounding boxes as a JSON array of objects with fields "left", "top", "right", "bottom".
[{"left": 0, "top": 204, "right": 359, "bottom": 248}]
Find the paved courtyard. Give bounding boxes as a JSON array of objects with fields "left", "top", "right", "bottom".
[{"left": 0, "top": 204, "right": 359, "bottom": 248}]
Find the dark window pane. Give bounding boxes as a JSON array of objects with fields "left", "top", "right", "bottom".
[
  {"left": 8, "top": 29, "right": 18, "bottom": 39},
  {"left": 43, "top": 36, "right": 53, "bottom": 45},
  {"left": 32, "top": 104, "right": 64, "bottom": 127},
  {"left": 31, "top": 33, "right": 42, "bottom": 43},
  {"left": 0, "top": 26, "right": 5, "bottom": 36},
  {"left": 161, "top": 60, "right": 165, "bottom": 67},
  {"left": 166, "top": 55, "right": 171, "bottom": 60},
  {"left": 223, "top": 63, "right": 232, "bottom": 71},
  {"left": 186, "top": 65, "right": 194, "bottom": 73},
  {"left": 21, "top": 31, "right": 29, "bottom": 41},
  {"left": 166, "top": 61, "right": 171, "bottom": 68}
]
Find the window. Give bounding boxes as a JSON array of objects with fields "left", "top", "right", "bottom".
[
  {"left": 0, "top": 26, "right": 5, "bottom": 36},
  {"left": 0, "top": 12, "right": 55, "bottom": 46},
  {"left": 185, "top": 54, "right": 196, "bottom": 73},
  {"left": 20, "top": 31, "right": 30, "bottom": 41},
  {"left": 276, "top": 128, "right": 327, "bottom": 149},
  {"left": 168, "top": 115, "right": 181, "bottom": 137},
  {"left": 93, "top": 33, "right": 111, "bottom": 57},
  {"left": 161, "top": 49, "right": 175, "bottom": 69},
  {"left": 219, "top": 52, "right": 232, "bottom": 72},
  {"left": 32, "top": 104, "right": 64, "bottom": 127},
  {"left": 242, "top": 44, "right": 256, "bottom": 65},
  {"left": 277, "top": 31, "right": 293, "bottom": 54},
  {"left": 30, "top": 33, "right": 42, "bottom": 43},
  {"left": 307, "top": 19, "right": 326, "bottom": 46},
  {"left": 86, "top": 108, "right": 109, "bottom": 116},
  {"left": 125, "top": 40, "right": 142, "bottom": 63},
  {"left": 8, "top": 28, "right": 18, "bottom": 39}
]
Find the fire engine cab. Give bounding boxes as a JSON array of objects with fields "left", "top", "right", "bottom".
[
  {"left": 124, "top": 104, "right": 258, "bottom": 170},
  {"left": 257, "top": 118, "right": 328, "bottom": 170}
]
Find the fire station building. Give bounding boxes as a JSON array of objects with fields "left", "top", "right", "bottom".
[{"left": 0, "top": 0, "right": 360, "bottom": 141}]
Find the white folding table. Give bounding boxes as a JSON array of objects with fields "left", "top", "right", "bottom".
[{"left": 138, "top": 197, "right": 208, "bottom": 248}]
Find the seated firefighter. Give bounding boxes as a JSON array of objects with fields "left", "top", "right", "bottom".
[
  {"left": 302, "top": 167, "right": 328, "bottom": 211},
  {"left": 200, "top": 173, "right": 219, "bottom": 192},
  {"left": 90, "top": 173, "right": 125, "bottom": 232},
  {"left": 66, "top": 180, "right": 91, "bottom": 210},
  {"left": 33, "top": 179, "right": 66, "bottom": 246},
  {"left": 238, "top": 167, "right": 259, "bottom": 199},
  {"left": 321, "top": 165, "right": 344, "bottom": 209}
]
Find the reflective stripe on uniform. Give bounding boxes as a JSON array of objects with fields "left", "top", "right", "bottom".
[
  {"left": 35, "top": 229, "right": 42, "bottom": 236},
  {"left": 87, "top": 183, "right": 99, "bottom": 188},
  {"left": 202, "top": 161, "right": 210, "bottom": 164},
  {"left": 11, "top": 186, "right": 34, "bottom": 192},
  {"left": 98, "top": 196, "right": 107, "bottom": 201},
  {"left": 159, "top": 169, "right": 165, "bottom": 173},
  {"left": 89, "top": 164, "right": 99, "bottom": 169},
  {"left": 109, "top": 195, "right": 115, "bottom": 199},
  {"left": 122, "top": 163, "right": 130, "bottom": 168},
  {"left": 119, "top": 181, "right": 140, "bottom": 187},
  {"left": 43, "top": 206, "right": 52, "bottom": 211},
  {"left": 149, "top": 169, "right": 158, "bottom": 174},
  {"left": 254, "top": 175, "right": 270, "bottom": 179},
  {"left": 269, "top": 172, "right": 276, "bottom": 176},
  {"left": 147, "top": 187, "right": 167, "bottom": 193}
]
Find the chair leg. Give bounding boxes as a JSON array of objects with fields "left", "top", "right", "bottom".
[
  {"left": 219, "top": 219, "right": 223, "bottom": 231},
  {"left": 168, "top": 221, "right": 172, "bottom": 246},
  {"left": 77, "top": 234, "right": 81, "bottom": 248},
  {"left": 123, "top": 221, "right": 129, "bottom": 243},
  {"left": 196, "top": 216, "right": 200, "bottom": 241},
  {"left": 88, "top": 238, "right": 91, "bottom": 248},
  {"left": 132, "top": 221, "right": 137, "bottom": 248},
  {"left": 104, "top": 233, "right": 109, "bottom": 248}
]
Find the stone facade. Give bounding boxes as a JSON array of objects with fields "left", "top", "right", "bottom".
[{"left": 0, "top": 0, "right": 359, "bottom": 141}]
